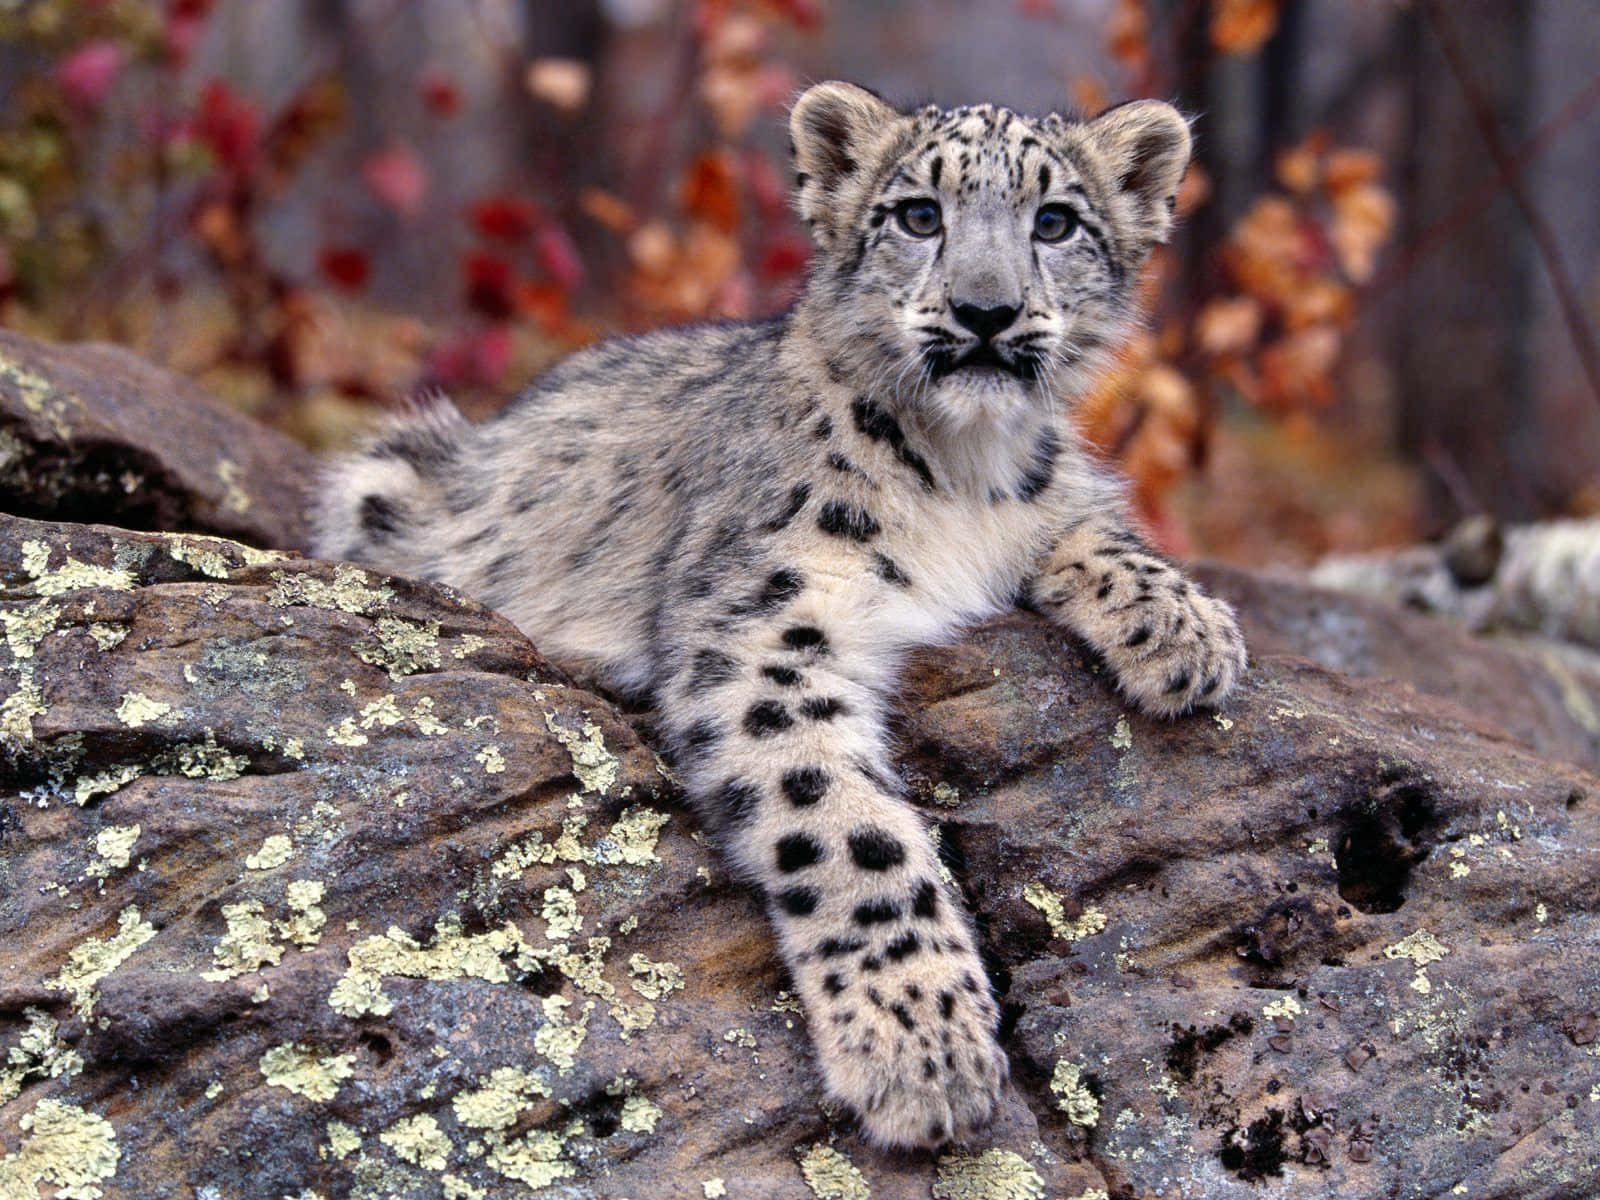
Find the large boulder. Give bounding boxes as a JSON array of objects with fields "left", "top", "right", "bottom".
[
  {"left": 3, "top": 507, "right": 1598, "bottom": 1200},
  {"left": 0, "top": 329, "right": 315, "bottom": 551}
]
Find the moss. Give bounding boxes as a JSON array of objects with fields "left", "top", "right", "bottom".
[
  {"left": 0, "top": 1097, "right": 120, "bottom": 1200},
  {"left": 797, "top": 1144, "right": 870, "bottom": 1200},
  {"left": 932, "top": 1150, "right": 1046, "bottom": 1200},
  {"left": 45, "top": 905, "right": 156, "bottom": 1018},
  {"left": 258, "top": 1042, "right": 355, "bottom": 1102}
]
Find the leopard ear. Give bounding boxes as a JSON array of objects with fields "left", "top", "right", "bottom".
[
  {"left": 790, "top": 81, "right": 900, "bottom": 245},
  {"left": 1083, "top": 99, "right": 1192, "bottom": 248}
]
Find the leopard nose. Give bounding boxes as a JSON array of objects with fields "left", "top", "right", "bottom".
[{"left": 950, "top": 301, "right": 1020, "bottom": 342}]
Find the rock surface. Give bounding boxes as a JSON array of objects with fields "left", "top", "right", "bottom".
[
  {"left": 0, "top": 329, "right": 315, "bottom": 551},
  {"left": 4, "top": 507, "right": 1600, "bottom": 1200}
]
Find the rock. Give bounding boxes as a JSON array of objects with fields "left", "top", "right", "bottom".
[
  {"left": 3, "top": 509, "right": 1599, "bottom": 1200},
  {"left": 0, "top": 329, "right": 315, "bottom": 551}
]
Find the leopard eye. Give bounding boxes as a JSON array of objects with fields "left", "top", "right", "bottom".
[
  {"left": 895, "top": 198, "right": 942, "bottom": 238},
  {"left": 1034, "top": 203, "right": 1080, "bottom": 243}
]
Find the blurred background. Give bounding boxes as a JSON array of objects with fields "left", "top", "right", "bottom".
[{"left": 0, "top": 0, "right": 1596, "bottom": 564}]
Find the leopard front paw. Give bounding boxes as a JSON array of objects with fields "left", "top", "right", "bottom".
[{"left": 1102, "top": 581, "right": 1246, "bottom": 717}]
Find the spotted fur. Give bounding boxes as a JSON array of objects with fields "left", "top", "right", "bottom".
[{"left": 312, "top": 82, "right": 1246, "bottom": 1150}]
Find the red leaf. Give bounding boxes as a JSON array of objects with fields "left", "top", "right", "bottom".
[
  {"left": 469, "top": 195, "right": 539, "bottom": 241},
  {"left": 770, "top": 0, "right": 823, "bottom": 29},
  {"left": 420, "top": 68, "right": 462, "bottom": 117},
  {"left": 57, "top": 42, "right": 124, "bottom": 110},
  {"left": 318, "top": 245, "right": 370, "bottom": 291},
  {"left": 425, "top": 326, "right": 512, "bottom": 388},
  {"left": 744, "top": 150, "right": 787, "bottom": 222},
  {"left": 533, "top": 224, "right": 583, "bottom": 290},
  {"left": 163, "top": 16, "right": 204, "bottom": 68},
  {"left": 680, "top": 151, "right": 740, "bottom": 233},
  {"left": 462, "top": 250, "right": 515, "bottom": 320},
  {"left": 758, "top": 236, "right": 810, "bottom": 281},
  {"left": 362, "top": 146, "right": 427, "bottom": 219},
  {"left": 193, "top": 80, "right": 260, "bottom": 175}
]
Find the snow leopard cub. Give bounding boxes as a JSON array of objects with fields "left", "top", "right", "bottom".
[{"left": 313, "top": 81, "right": 1246, "bottom": 1149}]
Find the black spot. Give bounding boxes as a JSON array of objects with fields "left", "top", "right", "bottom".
[
  {"left": 823, "top": 972, "right": 847, "bottom": 995},
  {"left": 818, "top": 500, "right": 880, "bottom": 542},
  {"left": 753, "top": 568, "right": 805, "bottom": 611},
  {"left": 801, "top": 696, "right": 846, "bottom": 721},
  {"left": 905, "top": 984, "right": 921, "bottom": 1002},
  {"left": 847, "top": 827, "right": 906, "bottom": 871},
  {"left": 853, "top": 898, "right": 899, "bottom": 926},
  {"left": 873, "top": 553, "right": 912, "bottom": 587},
  {"left": 762, "top": 482, "right": 812, "bottom": 532},
  {"left": 851, "top": 396, "right": 936, "bottom": 491},
  {"left": 923, "top": 1057, "right": 937, "bottom": 1079},
  {"left": 782, "top": 626, "right": 828, "bottom": 652},
  {"left": 1125, "top": 626, "right": 1151, "bottom": 647},
  {"left": 761, "top": 665, "right": 802, "bottom": 687},
  {"left": 861, "top": 955, "right": 882, "bottom": 972},
  {"left": 359, "top": 494, "right": 404, "bottom": 540},
  {"left": 912, "top": 880, "right": 939, "bottom": 919},
  {"left": 776, "top": 833, "right": 825, "bottom": 873},
  {"left": 677, "top": 721, "right": 722, "bottom": 763},
  {"left": 930, "top": 156, "right": 943, "bottom": 188},
  {"left": 743, "top": 700, "right": 794, "bottom": 738},
  {"left": 782, "top": 767, "right": 830, "bottom": 807},
  {"left": 891, "top": 1002, "right": 916, "bottom": 1031},
  {"left": 939, "top": 991, "right": 955, "bottom": 1019},
  {"left": 713, "top": 779, "right": 762, "bottom": 826},
  {"left": 1016, "top": 430, "right": 1060, "bottom": 501},
  {"left": 1165, "top": 671, "right": 1192, "bottom": 695},
  {"left": 1038, "top": 163, "right": 1051, "bottom": 192},
  {"left": 686, "top": 648, "right": 740, "bottom": 694},
  {"left": 779, "top": 886, "right": 821, "bottom": 917},
  {"left": 819, "top": 936, "right": 865, "bottom": 958},
  {"left": 827, "top": 452, "right": 857, "bottom": 473},
  {"left": 814, "top": 414, "right": 833, "bottom": 439},
  {"left": 886, "top": 931, "right": 920, "bottom": 961},
  {"left": 484, "top": 551, "right": 519, "bottom": 585}
]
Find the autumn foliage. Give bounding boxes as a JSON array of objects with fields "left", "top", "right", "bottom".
[{"left": 0, "top": 0, "right": 1398, "bottom": 557}]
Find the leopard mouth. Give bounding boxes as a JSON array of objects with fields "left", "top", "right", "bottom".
[{"left": 928, "top": 345, "right": 1028, "bottom": 381}]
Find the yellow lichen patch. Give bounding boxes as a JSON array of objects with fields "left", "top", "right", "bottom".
[
  {"left": 0, "top": 1097, "right": 120, "bottom": 1200},
  {"left": 166, "top": 538, "right": 232, "bottom": 580},
  {"left": 932, "top": 781, "right": 961, "bottom": 807},
  {"left": 1384, "top": 929, "right": 1449, "bottom": 967},
  {"left": 453, "top": 1066, "right": 551, "bottom": 1132},
  {"left": 358, "top": 696, "right": 404, "bottom": 729},
  {"left": 798, "top": 1143, "right": 870, "bottom": 1200},
  {"left": 324, "top": 1121, "right": 361, "bottom": 1161},
  {"left": 540, "top": 887, "right": 582, "bottom": 943},
  {"left": 45, "top": 905, "right": 155, "bottom": 1018},
  {"left": 533, "top": 995, "right": 592, "bottom": 1075},
  {"left": 19, "top": 539, "right": 137, "bottom": 597},
  {"left": 328, "top": 919, "right": 538, "bottom": 1019},
  {"left": 114, "top": 691, "right": 171, "bottom": 728},
  {"left": 85, "top": 824, "right": 140, "bottom": 880},
  {"left": 932, "top": 1149, "right": 1045, "bottom": 1200},
  {"left": 356, "top": 617, "right": 442, "bottom": 679},
  {"left": 0, "top": 670, "right": 46, "bottom": 750},
  {"left": 0, "top": 1009, "right": 84, "bottom": 1105},
  {"left": 442, "top": 1174, "right": 486, "bottom": 1200},
  {"left": 410, "top": 697, "right": 450, "bottom": 735},
  {"left": 543, "top": 711, "right": 619, "bottom": 794},
  {"left": 1109, "top": 716, "right": 1133, "bottom": 750},
  {"left": 608, "top": 999, "right": 656, "bottom": 1040},
  {"left": 451, "top": 635, "right": 487, "bottom": 660},
  {"left": 269, "top": 564, "right": 393, "bottom": 615},
  {"left": 86, "top": 623, "right": 126, "bottom": 650},
  {"left": 627, "top": 954, "right": 685, "bottom": 1001},
  {"left": 703, "top": 1180, "right": 728, "bottom": 1198},
  {"left": 278, "top": 880, "right": 328, "bottom": 948},
  {"left": 258, "top": 1042, "right": 355, "bottom": 1102},
  {"left": 0, "top": 354, "right": 79, "bottom": 437},
  {"left": 619, "top": 1094, "right": 662, "bottom": 1134},
  {"left": 246, "top": 835, "right": 294, "bottom": 870},
  {"left": 476, "top": 745, "right": 506, "bottom": 774},
  {"left": 595, "top": 806, "right": 669, "bottom": 866},
  {"left": 1261, "top": 995, "right": 1304, "bottom": 1022},
  {"left": 379, "top": 1113, "right": 451, "bottom": 1171},
  {"left": 166, "top": 734, "right": 249, "bottom": 780},
  {"left": 1051, "top": 1059, "right": 1101, "bottom": 1127},
  {"left": 1, "top": 599, "right": 61, "bottom": 660},
  {"left": 202, "top": 900, "right": 283, "bottom": 981},
  {"left": 485, "top": 1126, "right": 577, "bottom": 1190},
  {"left": 216, "top": 458, "right": 251, "bottom": 513},
  {"left": 325, "top": 718, "right": 369, "bottom": 747},
  {"left": 72, "top": 764, "right": 143, "bottom": 806},
  {"left": 1022, "top": 883, "right": 1107, "bottom": 943}
]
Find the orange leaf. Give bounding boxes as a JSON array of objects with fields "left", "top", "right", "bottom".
[
  {"left": 680, "top": 151, "right": 741, "bottom": 234},
  {"left": 1211, "top": 0, "right": 1279, "bottom": 56}
]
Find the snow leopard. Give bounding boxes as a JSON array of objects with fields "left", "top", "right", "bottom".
[{"left": 312, "top": 81, "right": 1246, "bottom": 1149}]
